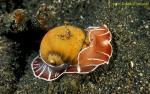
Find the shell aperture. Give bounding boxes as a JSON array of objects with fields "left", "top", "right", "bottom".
[{"left": 31, "top": 25, "right": 112, "bottom": 81}]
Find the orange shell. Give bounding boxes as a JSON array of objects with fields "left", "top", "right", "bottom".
[{"left": 40, "top": 25, "right": 85, "bottom": 65}]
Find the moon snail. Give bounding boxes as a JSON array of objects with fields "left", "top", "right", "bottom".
[{"left": 31, "top": 25, "right": 113, "bottom": 81}]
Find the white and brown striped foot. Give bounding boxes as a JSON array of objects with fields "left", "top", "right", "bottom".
[{"left": 31, "top": 56, "right": 66, "bottom": 81}]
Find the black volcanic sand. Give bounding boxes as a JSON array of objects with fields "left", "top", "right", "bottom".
[{"left": 0, "top": 0, "right": 150, "bottom": 94}]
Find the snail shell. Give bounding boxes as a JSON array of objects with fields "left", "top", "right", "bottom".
[{"left": 40, "top": 25, "right": 85, "bottom": 67}]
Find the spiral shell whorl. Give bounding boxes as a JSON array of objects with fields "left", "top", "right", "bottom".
[{"left": 47, "top": 53, "right": 64, "bottom": 66}]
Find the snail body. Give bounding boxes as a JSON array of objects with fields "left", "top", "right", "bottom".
[{"left": 31, "top": 25, "right": 113, "bottom": 81}]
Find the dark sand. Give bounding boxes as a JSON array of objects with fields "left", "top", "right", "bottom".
[{"left": 0, "top": 0, "right": 150, "bottom": 94}]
